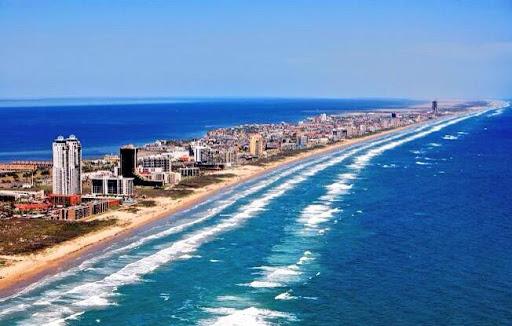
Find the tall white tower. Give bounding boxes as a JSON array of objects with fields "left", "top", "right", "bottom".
[{"left": 52, "top": 135, "right": 82, "bottom": 195}]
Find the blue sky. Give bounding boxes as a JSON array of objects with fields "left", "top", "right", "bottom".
[{"left": 0, "top": 0, "right": 511, "bottom": 99}]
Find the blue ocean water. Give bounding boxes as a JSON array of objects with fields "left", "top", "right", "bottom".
[
  {"left": 0, "top": 103, "right": 510, "bottom": 325},
  {"left": 0, "top": 98, "right": 415, "bottom": 161}
]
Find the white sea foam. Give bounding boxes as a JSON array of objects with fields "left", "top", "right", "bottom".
[
  {"left": 16, "top": 137, "right": 368, "bottom": 324},
  {"left": 238, "top": 107, "right": 496, "bottom": 303},
  {"left": 216, "top": 295, "right": 244, "bottom": 302},
  {"left": 245, "top": 281, "right": 283, "bottom": 288},
  {"left": 106, "top": 159, "right": 319, "bottom": 256},
  {"left": 178, "top": 254, "right": 200, "bottom": 259},
  {"left": 75, "top": 295, "right": 111, "bottom": 307},
  {"left": 203, "top": 307, "right": 238, "bottom": 315},
  {"left": 349, "top": 112, "right": 485, "bottom": 171},
  {"left": 415, "top": 161, "right": 431, "bottom": 165},
  {"left": 2, "top": 167, "right": 317, "bottom": 315},
  {"left": 442, "top": 134, "right": 458, "bottom": 140},
  {"left": 246, "top": 250, "right": 315, "bottom": 290},
  {"left": 299, "top": 204, "right": 341, "bottom": 227},
  {"left": 297, "top": 251, "right": 314, "bottom": 265},
  {"left": 488, "top": 108, "right": 504, "bottom": 117},
  {"left": 275, "top": 291, "right": 297, "bottom": 301},
  {"left": 428, "top": 142, "right": 442, "bottom": 147},
  {"left": 5, "top": 108, "right": 498, "bottom": 325},
  {"left": 204, "top": 109, "right": 501, "bottom": 324},
  {"left": 202, "top": 306, "right": 296, "bottom": 326}
]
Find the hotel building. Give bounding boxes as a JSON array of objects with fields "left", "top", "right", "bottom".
[
  {"left": 249, "top": 134, "right": 264, "bottom": 157},
  {"left": 52, "top": 135, "right": 82, "bottom": 195}
]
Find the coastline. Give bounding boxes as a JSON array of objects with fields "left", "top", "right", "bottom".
[{"left": 0, "top": 107, "right": 479, "bottom": 297}]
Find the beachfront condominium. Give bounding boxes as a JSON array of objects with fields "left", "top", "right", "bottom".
[
  {"left": 91, "top": 175, "right": 134, "bottom": 197},
  {"left": 52, "top": 135, "right": 82, "bottom": 195},
  {"left": 141, "top": 154, "right": 171, "bottom": 172},
  {"left": 249, "top": 134, "right": 264, "bottom": 157}
]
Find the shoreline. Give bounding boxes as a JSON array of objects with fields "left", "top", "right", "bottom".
[{"left": 0, "top": 107, "right": 481, "bottom": 297}]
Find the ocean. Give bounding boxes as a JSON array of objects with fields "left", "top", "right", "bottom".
[
  {"left": 0, "top": 98, "right": 415, "bottom": 161},
  {"left": 0, "top": 102, "right": 511, "bottom": 325}
]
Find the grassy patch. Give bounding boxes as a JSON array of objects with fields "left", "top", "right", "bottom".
[
  {"left": 134, "top": 173, "right": 236, "bottom": 200},
  {"left": 249, "top": 146, "right": 326, "bottom": 166},
  {"left": 125, "top": 207, "right": 140, "bottom": 214},
  {"left": 178, "top": 173, "right": 236, "bottom": 188},
  {"left": 166, "top": 188, "right": 194, "bottom": 199},
  {"left": 138, "top": 200, "right": 156, "bottom": 207},
  {"left": 136, "top": 187, "right": 194, "bottom": 199},
  {"left": 0, "top": 218, "right": 117, "bottom": 255}
]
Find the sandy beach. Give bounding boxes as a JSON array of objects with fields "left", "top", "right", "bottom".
[{"left": 0, "top": 105, "right": 481, "bottom": 296}]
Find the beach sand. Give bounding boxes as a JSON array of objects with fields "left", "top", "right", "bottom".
[{"left": 0, "top": 105, "right": 481, "bottom": 296}]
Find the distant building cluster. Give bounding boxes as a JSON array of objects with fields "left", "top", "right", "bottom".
[
  {"left": 141, "top": 110, "right": 434, "bottom": 165},
  {"left": 0, "top": 105, "right": 440, "bottom": 221}
]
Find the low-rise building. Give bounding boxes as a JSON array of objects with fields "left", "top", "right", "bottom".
[
  {"left": 179, "top": 167, "right": 200, "bottom": 177},
  {"left": 47, "top": 194, "right": 82, "bottom": 207},
  {"left": 91, "top": 176, "right": 134, "bottom": 197},
  {"left": 140, "top": 154, "right": 171, "bottom": 172},
  {"left": 54, "top": 199, "right": 120, "bottom": 221}
]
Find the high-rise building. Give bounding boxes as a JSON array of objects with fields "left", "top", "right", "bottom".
[
  {"left": 120, "top": 145, "right": 137, "bottom": 178},
  {"left": 296, "top": 133, "right": 308, "bottom": 148},
  {"left": 52, "top": 135, "right": 82, "bottom": 195},
  {"left": 192, "top": 145, "right": 208, "bottom": 163},
  {"left": 432, "top": 101, "right": 438, "bottom": 115},
  {"left": 249, "top": 134, "right": 264, "bottom": 157},
  {"left": 119, "top": 145, "right": 164, "bottom": 187}
]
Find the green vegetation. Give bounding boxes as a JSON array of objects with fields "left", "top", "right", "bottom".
[
  {"left": 250, "top": 145, "right": 327, "bottom": 166},
  {"left": 138, "top": 200, "right": 156, "bottom": 207},
  {"left": 135, "top": 173, "right": 235, "bottom": 200},
  {"left": 82, "top": 161, "right": 116, "bottom": 173},
  {"left": 136, "top": 187, "right": 194, "bottom": 199},
  {"left": 125, "top": 207, "right": 140, "bottom": 214},
  {"left": 0, "top": 168, "right": 52, "bottom": 192},
  {"left": 178, "top": 173, "right": 236, "bottom": 188},
  {"left": 0, "top": 219, "right": 117, "bottom": 255}
]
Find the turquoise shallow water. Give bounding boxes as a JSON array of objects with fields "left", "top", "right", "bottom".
[{"left": 0, "top": 104, "right": 511, "bottom": 325}]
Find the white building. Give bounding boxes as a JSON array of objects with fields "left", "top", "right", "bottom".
[
  {"left": 52, "top": 135, "right": 82, "bottom": 195},
  {"left": 192, "top": 145, "right": 209, "bottom": 163},
  {"left": 165, "top": 147, "right": 190, "bottom": 161},
  {"left": 91, "top": 176, "right": 134, "bottom": 197},
  {"left": 179, "top": 166, "right": 200, "bottom": 177},
  {"left": 148, "top": 171, "right": 182, "bottom": 185}
]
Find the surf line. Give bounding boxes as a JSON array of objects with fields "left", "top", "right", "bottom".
[
  {"left": 228, "top": 108, "right": 493, "bottom": 307},
  {"left": 10, "top": 116, "right": 456, "bottom": 325},
  {"left": 0, "top": 112, "right": 480, "bottom": 325}
]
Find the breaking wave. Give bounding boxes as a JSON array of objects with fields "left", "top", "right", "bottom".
[{"left": 1, "top": 106, "right": 499, "bottom": 325}]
